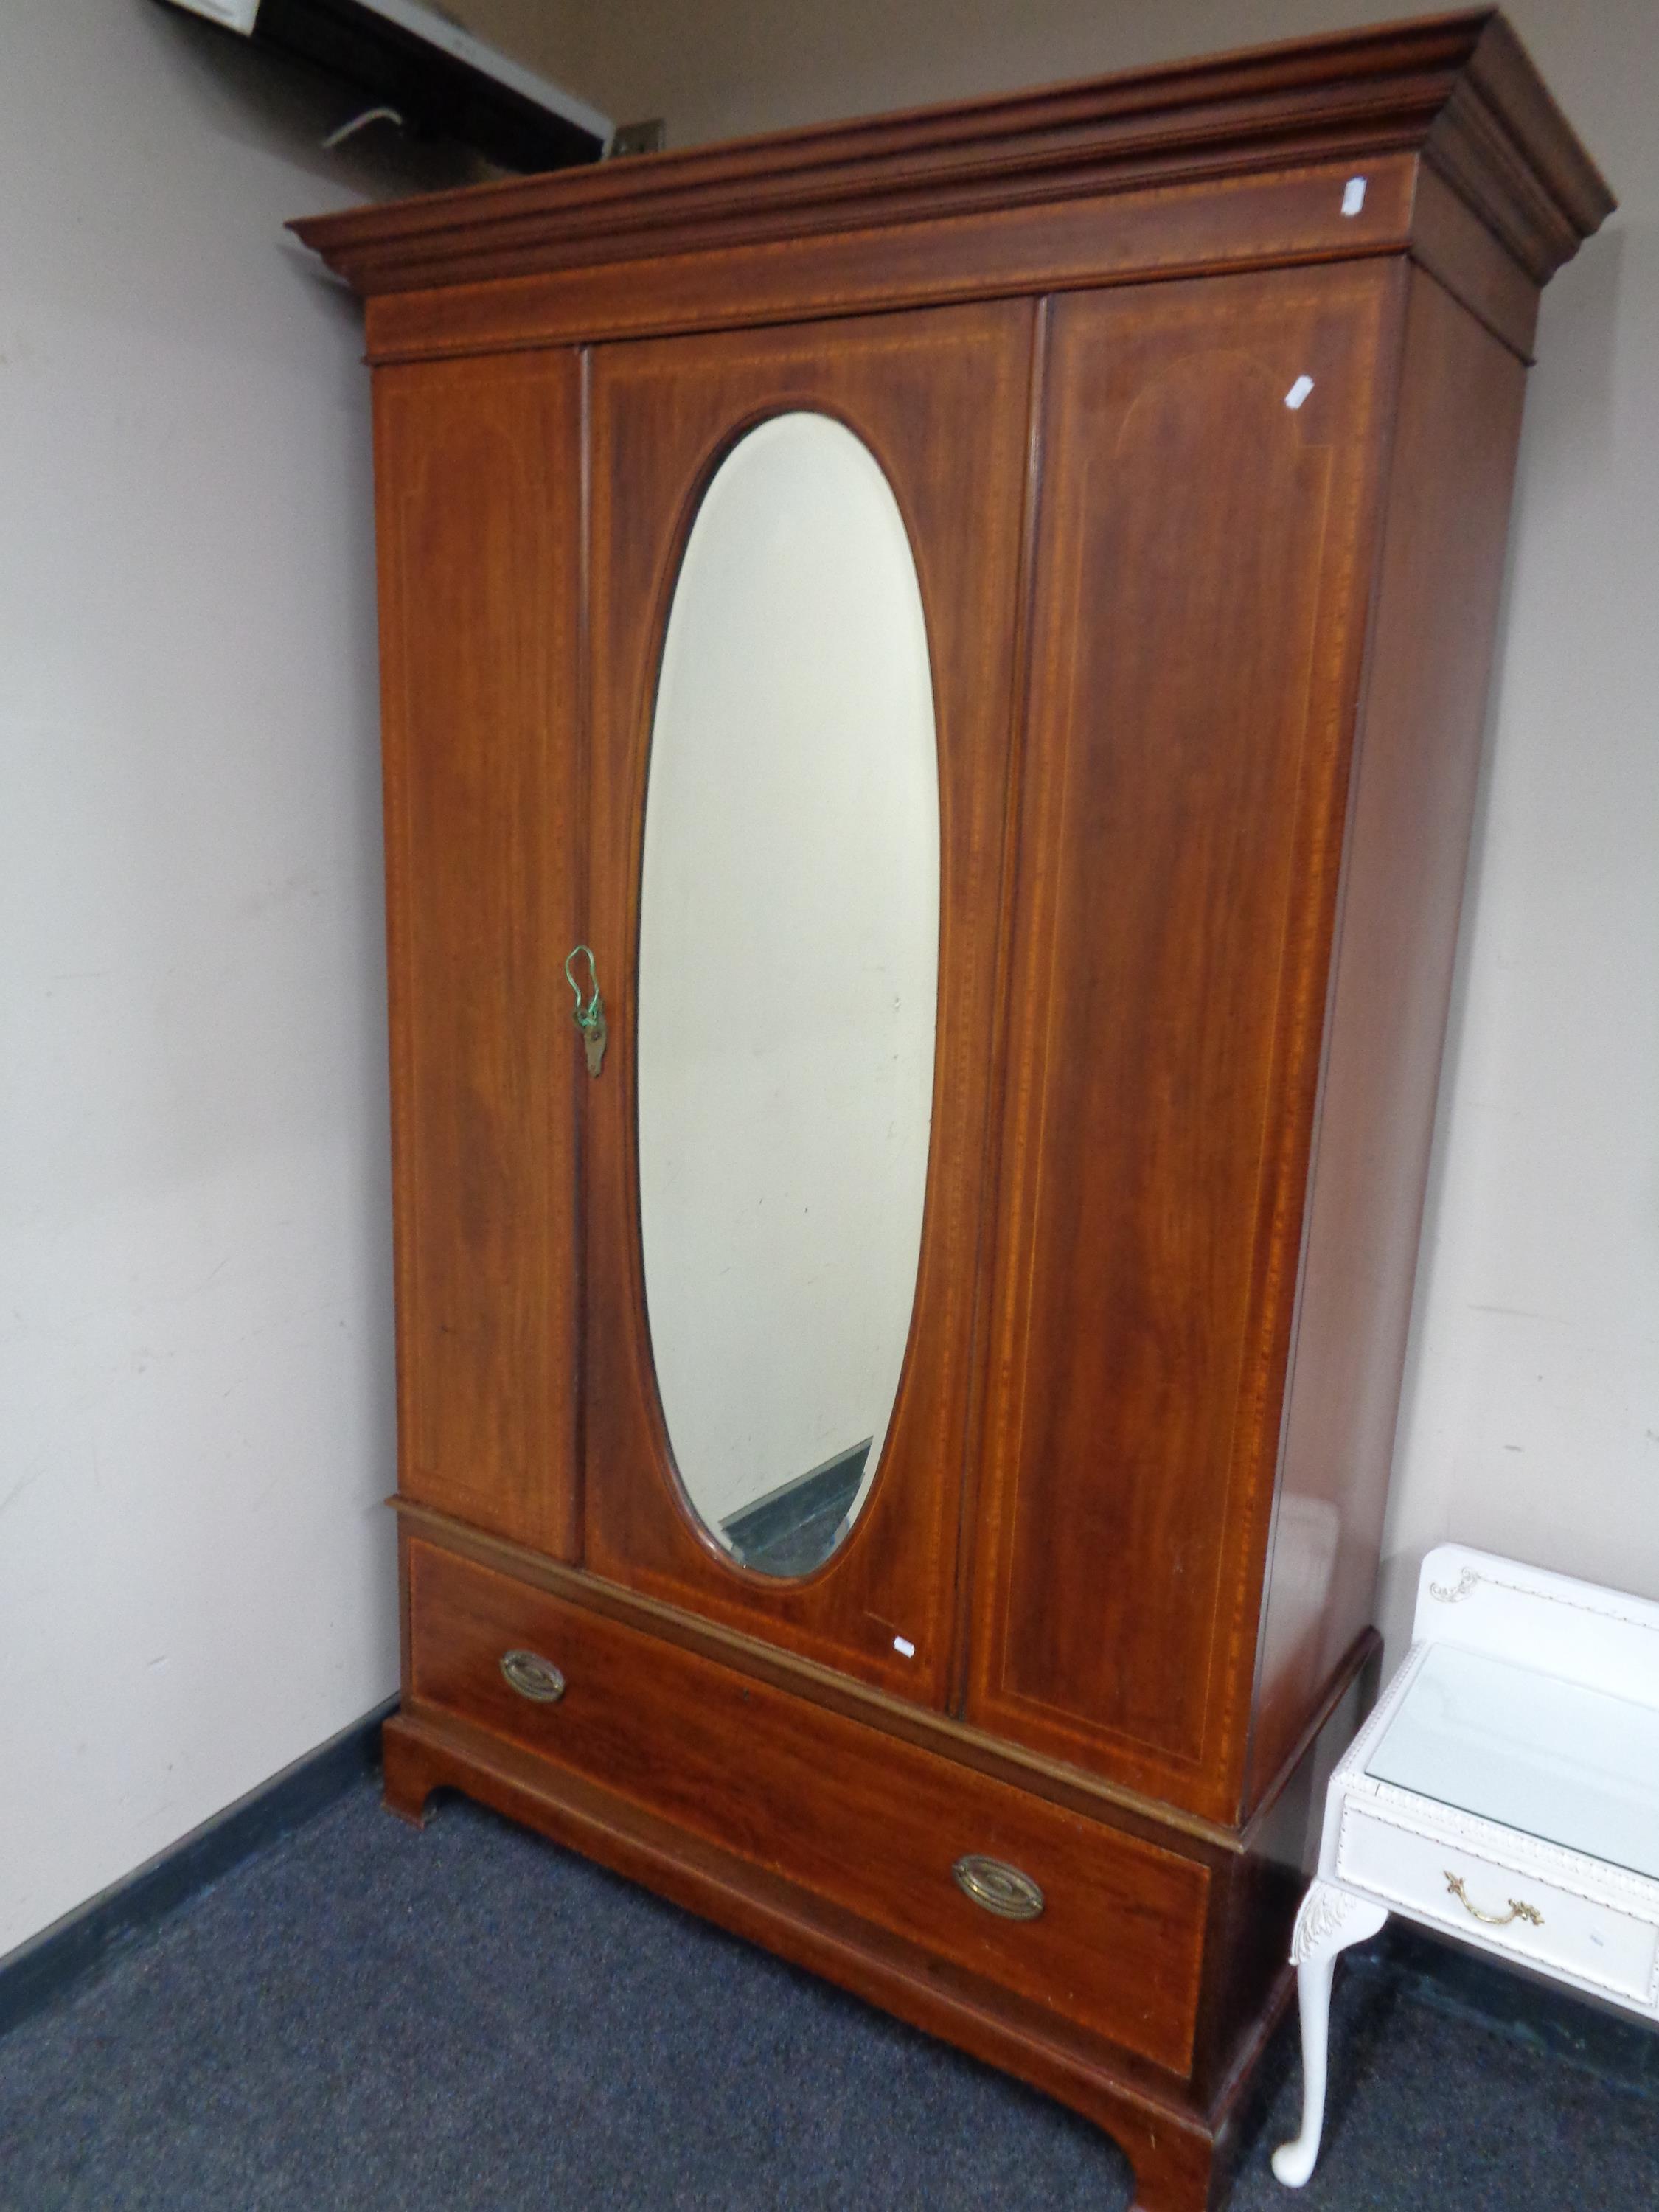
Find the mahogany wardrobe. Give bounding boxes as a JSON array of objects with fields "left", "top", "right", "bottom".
[{"left": 295, "top": 15, "right": 1610, "bottom": 2208}]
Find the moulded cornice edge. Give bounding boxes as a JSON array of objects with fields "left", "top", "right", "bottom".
[{"left": 289, "top": 10, "right": 1612, "bottom": 300}]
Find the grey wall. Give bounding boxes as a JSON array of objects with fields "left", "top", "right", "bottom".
[{"left": 0, "top": 1, "right": 473, "bottom": 1958}]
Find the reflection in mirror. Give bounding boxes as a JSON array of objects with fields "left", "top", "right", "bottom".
[{"left": 637, "top": 411, "right": 939, "bottom": 1578}]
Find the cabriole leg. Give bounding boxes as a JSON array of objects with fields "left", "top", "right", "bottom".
[{"left": 1271, "top": 1881, "right": 1388, "bottom": 2189}]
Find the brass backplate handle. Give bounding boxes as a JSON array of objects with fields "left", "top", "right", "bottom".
[
  {"left": 501, "top": 1649, "right": 567, "bottom": 1703},
  {"left": 952, "top": 1854, "right": 1045, "bottom": 1921},
  {"left": 1444, "top": 1871, "right": 1543, "bottom": 1928}
]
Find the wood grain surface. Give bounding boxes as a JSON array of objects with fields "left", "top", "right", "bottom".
[
  {"left": 1246, "top": 266, "right": 1530, "bottom": 1809},
  {"left": 406, "top": 1534, "right": 1211, "bottom": 2076},
  {"left": 383, "top": 1701, "right": 1277, "bottom": 2212},
  {"left": 967, "top": 262, "right": 1399, "bottom": 1823},
  {"left": 372, "top": 354, "right": 583, "bottom": 1556}
]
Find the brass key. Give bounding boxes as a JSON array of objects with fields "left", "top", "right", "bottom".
[
  {"left": 582, "top": 1004, "right": 608, "bottom": 1078},
  {"left": 565, "top": 945, "right": 607, "bottom": 1080}
]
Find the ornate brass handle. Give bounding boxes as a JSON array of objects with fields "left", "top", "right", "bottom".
[
  {"left": 501, "top": 1649, "right": 566, "bottom": 1703},
  {"left": 1444, "top": 1871, "right": 1543, "bottom": 1928},
  {"left": 952, "top": 1854, "right": 1045, "bottom": 1921}
]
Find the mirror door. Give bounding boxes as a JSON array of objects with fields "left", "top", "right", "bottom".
[
  {"left": 581, "top": 302, "right": 1034, "bottom": 1704},
  {"left": 636, "top": 409, "right": 939, "bottom": 1582}
]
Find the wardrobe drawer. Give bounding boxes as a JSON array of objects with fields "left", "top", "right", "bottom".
[
  {"left": 1338, "top": 1807, "right": 1659, "bottom": 2006},
  {"left": 406, "top": 1538, "right": 1211, "bottom": 2074}
]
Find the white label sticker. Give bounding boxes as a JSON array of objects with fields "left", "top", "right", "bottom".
[
  {"left": 1284, "top": 375, "right": 1315, "bottom": 411},
  {"left": 1341, "top": 176, "right": 1368, "bottom": 218},
  {"left": 893, "top": 1635, "right": 916, "bottom": 1658}
]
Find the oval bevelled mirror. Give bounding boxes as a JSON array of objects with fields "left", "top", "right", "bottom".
[{"left": 636, "top": 411, "right": 939, "bottom": 1579}]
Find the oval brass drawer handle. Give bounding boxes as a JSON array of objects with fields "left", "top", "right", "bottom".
[
  {"left": 501, "top": 1649, "right": 567, "bottom": 1703},
  {"left": 953, "top": 1854, "right": 1045, "bottom": 1921},
  {"left": 1444, "top": 1871, "right": 1543, "bottom": 1928}
]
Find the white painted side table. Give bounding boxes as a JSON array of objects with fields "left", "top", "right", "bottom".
[{"left": 1273, "top": 1543, "right": 1659, "bottom": 2188}]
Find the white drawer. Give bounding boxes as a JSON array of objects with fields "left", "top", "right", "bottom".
[{"left": 1337, "top": 1806, "right": 1659, "bottom": 2007}]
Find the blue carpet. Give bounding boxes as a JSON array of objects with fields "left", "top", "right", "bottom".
[{"left": 1, "top": 1778, "right": 1655, "bottom": 2209}]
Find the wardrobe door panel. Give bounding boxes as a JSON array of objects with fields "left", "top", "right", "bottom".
[
  {"left": 374, "top": 355, "right": 582, "bottom": 1556},
  {"left": 583, "top": 303, "right": 1034, "bottom": 1704},
  {"left": 968, "top": 265, "right": 1400, "bottom": 1818}
]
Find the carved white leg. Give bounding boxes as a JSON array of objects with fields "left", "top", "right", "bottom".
[{"left": 1271, "top": 1880, "right": 1388, "bottom": 2190}]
